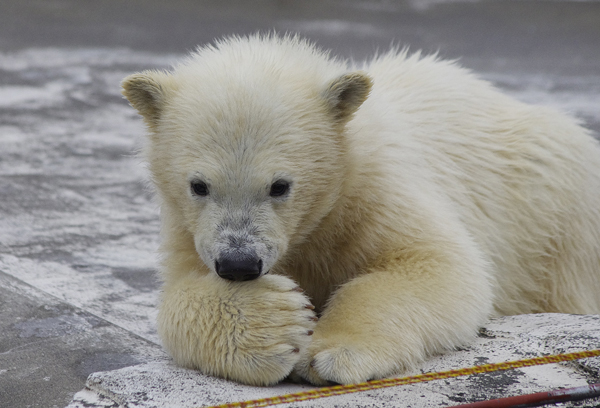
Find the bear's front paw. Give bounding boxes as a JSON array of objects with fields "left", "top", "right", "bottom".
[
  {"left": 159, "top": 273, "right": 317, "bottom": 386},
  {"left": 227, "top": 275, "right": 318, "bottom": 384},
  {"left": 294, "top": 337, "right": 404, "bottom": 385}
]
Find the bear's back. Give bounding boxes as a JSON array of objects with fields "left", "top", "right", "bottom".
[{"left": 352, "top": 52, "right": 600, "bottom": 315}]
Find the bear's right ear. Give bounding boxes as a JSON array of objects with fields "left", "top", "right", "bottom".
[{"left": 121, "top": 71, "right": 175, "bottom": 128}]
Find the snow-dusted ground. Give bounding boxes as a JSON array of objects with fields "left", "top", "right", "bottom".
[{"left": 0, "top": 48, "right": 176, "bottom": 344}]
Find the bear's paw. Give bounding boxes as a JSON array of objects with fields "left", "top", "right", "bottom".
[
  {"left": 294, "top": 337, "right": 408, "bottom": 385},
  {"left": 159, "top": 274, "right": 317, "bottom": 386}
]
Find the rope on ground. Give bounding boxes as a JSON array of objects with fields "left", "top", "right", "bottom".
[{"left": 201, "top": 349, "right": 600, "bottom": 408}]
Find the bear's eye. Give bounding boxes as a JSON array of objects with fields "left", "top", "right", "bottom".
[
  {"left": 191, "top": 180, "right": 209, "bottom": 196},
  {"left": 270, "top": 180, "right": 290, "bottom": 197}
]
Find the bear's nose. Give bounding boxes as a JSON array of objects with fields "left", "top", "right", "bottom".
[{"left": 215, "top": 254, "right": 262, "bottom": 281}]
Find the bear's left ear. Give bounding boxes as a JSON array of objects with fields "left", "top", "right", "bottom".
[
  {"left": 322, "top": 71, "right": 372, "bottom": 123},
  {"left": 121, "top": 70, "right": 176, "bottom": 129}
]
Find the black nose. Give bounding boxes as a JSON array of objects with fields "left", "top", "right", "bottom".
[{"left": 215, "top": 254, "right": 262, "bottom": 281}]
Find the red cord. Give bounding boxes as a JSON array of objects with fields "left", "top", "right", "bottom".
[{"left": 450, "top": 383, "right": 600, "bottom": 408}]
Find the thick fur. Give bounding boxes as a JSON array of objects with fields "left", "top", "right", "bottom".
[{"left": 122, "top": 34, "right": 600, "bottom": 386}]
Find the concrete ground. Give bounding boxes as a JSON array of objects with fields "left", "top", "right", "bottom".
[{"left": 0, "top": 1, "right": 599, "bottom": 407}]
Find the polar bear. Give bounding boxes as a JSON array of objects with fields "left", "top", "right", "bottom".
[{"left": 122, "top": 34, "right": 600, "bottom": 386}]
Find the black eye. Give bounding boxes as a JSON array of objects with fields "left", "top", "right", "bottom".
[
  {"left": 270, "top": 180, "right": 290, "bottom": 197},
  {"left": 191, "top": 180, "right": 209, "bottom": 196}
]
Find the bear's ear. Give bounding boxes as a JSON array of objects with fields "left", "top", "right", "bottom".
[
  {"left": 121, "top": 71, "right": 175, "bottom": 128},
  {"left": 322, "top": 71, "right": 372, "bottom": 123}
]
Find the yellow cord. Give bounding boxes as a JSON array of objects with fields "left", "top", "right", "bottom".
[{"left": 201, "top": 349, "right": 600, "bottom": 408}]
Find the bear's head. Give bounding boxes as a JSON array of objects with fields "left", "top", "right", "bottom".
[{"left": 122, "top": 36, "right": 371, "bottom": 281}]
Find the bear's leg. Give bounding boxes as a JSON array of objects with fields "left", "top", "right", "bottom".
[
  {"left": 295, "top": 245, "right": 493, "bottom": 385},
  {"left": 158, "top": 272, "right": 317, "bottom": 386}
]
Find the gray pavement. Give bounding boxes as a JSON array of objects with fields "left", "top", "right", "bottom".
[
  {"left": 0, "top": 1, "right": 599, "bottom": 407},
  {"left": 0, "top": 272, "right": 164, "bottom": 408}
]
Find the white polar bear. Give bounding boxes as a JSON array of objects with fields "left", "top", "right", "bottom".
[{"left": 122, "top": 34, "right": 600, "bottom": 386}]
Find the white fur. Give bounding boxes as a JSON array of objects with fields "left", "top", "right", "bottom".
[{"left": 122, "top": 34, "right": 600, "bottom": 386}]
